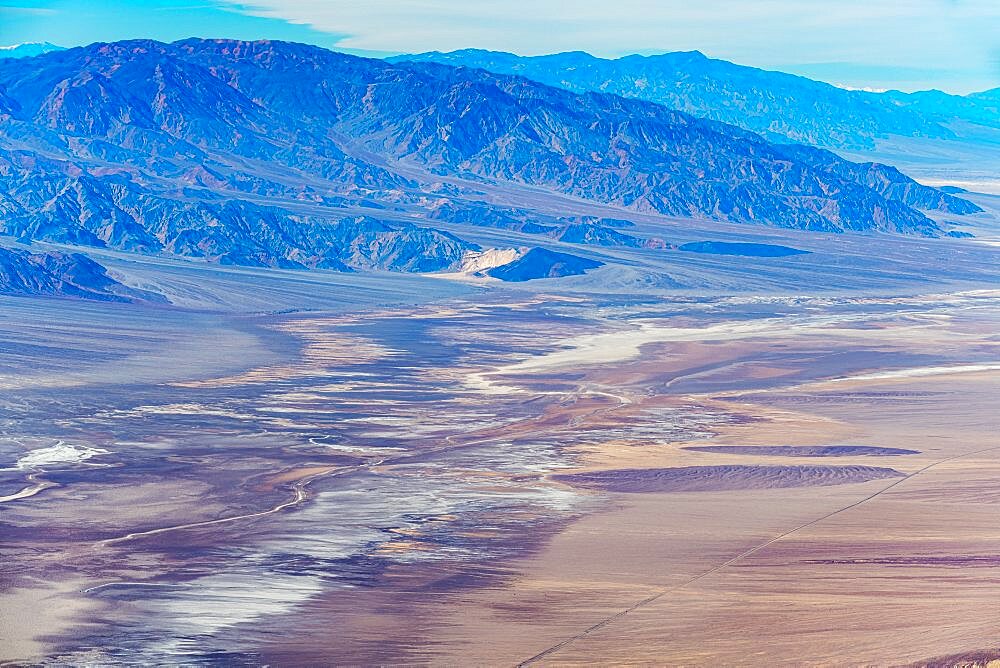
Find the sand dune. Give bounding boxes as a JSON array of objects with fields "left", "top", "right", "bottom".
[
  {"left": 682, "top": 445, "right": 919, "bottom": 457},
  {"left": 554, "top": 464, "right": 904, "bottom": 493}
]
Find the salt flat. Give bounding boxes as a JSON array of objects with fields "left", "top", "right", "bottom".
[
  {"left": 2, "top": 271, "right": 998, "bottom": 664},
  {"left": 1, "top": 195, "right": 999, "bottom": 665}
]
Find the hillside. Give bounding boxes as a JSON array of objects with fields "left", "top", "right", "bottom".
[
  {"left": 393, "top": 49, "right": 1000, "bottom": 152},
  {"left": 0, "top": 245, "right": 161, "bottom": 301},
  {"left": 0, "top": 39, "right": 984, "bottom": 279}
]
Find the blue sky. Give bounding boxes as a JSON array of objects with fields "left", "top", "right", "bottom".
[{"left": 2, "top": 0, "right": 998, "bottom": 93}]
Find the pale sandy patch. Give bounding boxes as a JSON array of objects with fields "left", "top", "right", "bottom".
[{"left": 0, "top": 581, "right": 98, "bottom": 663}]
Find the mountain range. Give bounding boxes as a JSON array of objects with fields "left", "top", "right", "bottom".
[
  {"left": 394, "top": 49, "right": 1000, "bottom": 151},
  {"left": 0, "top": 42, "right": 64, "bottom": 59},
  {"left": 0, "top": 39, "right": 986, "bottom": 297}
]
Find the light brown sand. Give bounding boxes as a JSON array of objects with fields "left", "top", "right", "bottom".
[
  {"left": 0, "top": 581, "right": 98, "bottom": 663},
  {"left": 421, "top": 372, "right": 1000, "bottom": 666}
]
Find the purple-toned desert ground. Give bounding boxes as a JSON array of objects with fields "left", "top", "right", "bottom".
[{"left": 2, "top": 238, "right": 999, "bottom": 664}]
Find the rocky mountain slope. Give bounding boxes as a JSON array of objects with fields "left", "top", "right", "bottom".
[
  {"left": 0, "top": 246, "right": 161, "bottom": 301},
  {"left": 394, "top": 49, "right": 1000, "bottom": 152},
  {"left": 0, "top": 39, "right": 983, "bottom": 280}
]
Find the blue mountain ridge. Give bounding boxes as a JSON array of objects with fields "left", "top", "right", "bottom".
[
  {"left": 0, "top": 38, "right": 984, "bottom": 296},
  {"left": 0, "top": 245, "right": 161, "bottom": 301},
  {"left": 392, "top": 49, "right": 1000, "bottom": 152}
]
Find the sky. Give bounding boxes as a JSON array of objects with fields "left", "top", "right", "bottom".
[{"left": 1, "top": 0, "right": 998, "bottom": 93}]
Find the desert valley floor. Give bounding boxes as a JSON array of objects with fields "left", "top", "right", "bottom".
[{"left": 2, "top": 259, "right": 999, "bottom": 664}]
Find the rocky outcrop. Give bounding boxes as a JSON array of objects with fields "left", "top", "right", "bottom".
[{"left": 486, "top": 247, "right": 603, "bottom": 281}]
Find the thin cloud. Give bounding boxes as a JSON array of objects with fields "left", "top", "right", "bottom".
[
  {"left": 221, "top": 0, "right": 1000, "bottom": 92},
  {"left": 0, "top": 6, "right": 57, "bottom": 14}
]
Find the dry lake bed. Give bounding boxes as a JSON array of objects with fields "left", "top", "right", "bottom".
[{"left": 2, "top": 282, "right": 998, "bottom": 665}]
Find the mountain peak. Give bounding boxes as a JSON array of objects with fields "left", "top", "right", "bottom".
[
  {"left": 0, "top": 41, "right": 61, "bottom": 51},
  {"left": 0, "top": 42, "right": 65, "bottom": 59},
  {"left": 622, "top": 50, "right": 709, "bottom": 62}
]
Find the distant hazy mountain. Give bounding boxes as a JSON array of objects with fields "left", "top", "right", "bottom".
[
  {"left": 969, "top": 88, "right": 1000, "bottom": 103},
  {"left": 392, "top": 49, "right": 1000, "bottom": 151},
  {"left": 0, "top": 42, "right": 64, "bottom": 59},
  {"left": 0, "top": 245, "right": 160, "bottom": 301},
  {"left": 0, "top": 39, "right": 982, "bottom": 278},
  {"left": 881, "top": 88, "right": 1000, "bottom": 135}
]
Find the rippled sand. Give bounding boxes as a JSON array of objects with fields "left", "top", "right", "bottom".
[
  {"left": 682, "top": 444, "right": 920, "bottom": 457},
  {"left": 554, "top": 464, "right": 904, "bottom": 492}
]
